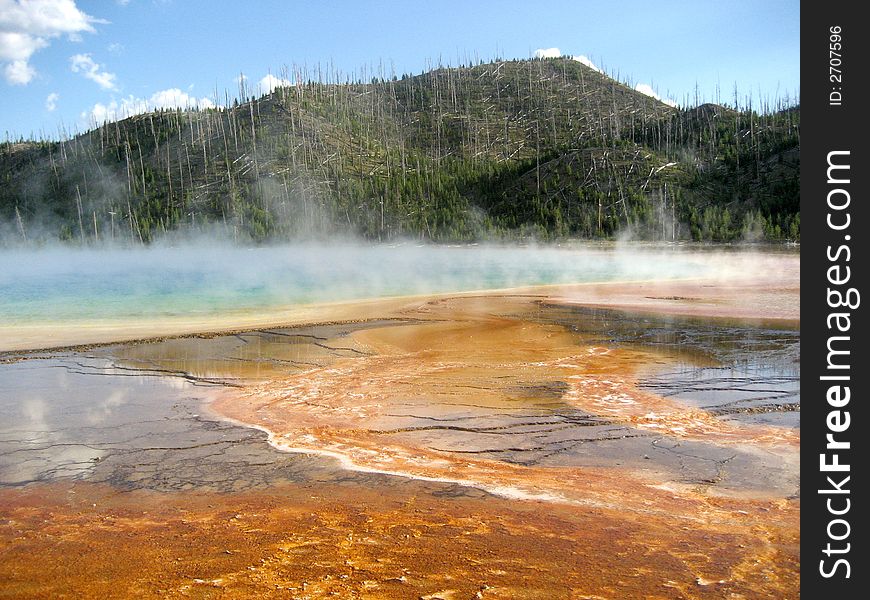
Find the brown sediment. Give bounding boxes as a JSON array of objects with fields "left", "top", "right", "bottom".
[{"left": 0, "top": 479, "right": 798, "bottom": 599}]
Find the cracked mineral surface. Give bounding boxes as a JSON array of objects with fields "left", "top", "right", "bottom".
[{"left": 0, "top": 258, "right": 799, "bottom": 599}]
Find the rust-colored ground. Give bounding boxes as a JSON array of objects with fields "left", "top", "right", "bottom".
[{"left": 0, "top": 479, "right": 798, "bottom": 599}]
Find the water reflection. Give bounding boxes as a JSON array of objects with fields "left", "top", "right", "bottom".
[
  {"left": 0, "top": 303, "right": 798, "bottom": 500},
  {"left": 534, "top": 305, "right": 800, "bottom": 428}
]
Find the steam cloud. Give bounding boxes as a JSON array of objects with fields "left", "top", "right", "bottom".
[{"left": 0, "top": 241, "right": 755, "bottom": 327}]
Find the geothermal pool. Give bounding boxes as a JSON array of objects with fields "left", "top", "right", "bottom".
[
  {"left": 0, "top": 245, "right": 800, "bottom": 598},
  {"left": 0, "top": 243, "right": 710, "bottom": 326}
]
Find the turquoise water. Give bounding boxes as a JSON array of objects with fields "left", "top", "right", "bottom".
[{"left": 0, "top": 243, "right": 709, "bottom": 325}]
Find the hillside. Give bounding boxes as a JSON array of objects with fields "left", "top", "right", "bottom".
[{"left": 0, "top": 57, "right": 799, "bottom": 244}]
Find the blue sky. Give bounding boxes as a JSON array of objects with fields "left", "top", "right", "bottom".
[{"left": 1, "top": 0, "right": 799, "bottom": 140}]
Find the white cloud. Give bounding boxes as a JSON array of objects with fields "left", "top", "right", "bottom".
[
  {"left": 0, "top": 0, "right": 101, "bottom": 85},
  {"left": 635, "top": 83, "right": 678, "bottom": 108},
  {"left": 149, "top": 88, "right": 215, "bottom": 111},
  {"left": 0, "top": 30, "right": 48, "bottom": 61},
  {"left": 86, "top": 100, "right": 116, "bottom": 125},
  {"left": 82, "top": 88, "right": 216, "bottom": 125},
  {"left": 0, "top": 0, "right": 97, "bottom": 36},
  {"left": 572, "top": 55, "right": 601, "bottom": 73},
  {"left": 534, "top": 47, "right": 562, "bottom": 59},
  {"left": 258, "top": 73, "right": 292, "bottom": 94},
  {"left": 70, "top": 53, "right": 117, "bottom": 90},
  {"left": 45, "top": 91, "right": 59, "bottom": 111},
  {"left": 3, "top": 57, "right": 34, "bottom": 84}
]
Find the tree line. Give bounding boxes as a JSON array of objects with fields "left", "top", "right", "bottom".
[{"left": 1, "top": 57, "right": 799, "bottom": 245}]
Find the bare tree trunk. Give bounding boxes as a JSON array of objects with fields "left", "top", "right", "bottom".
[
  {"left": 75, "top": 186, "right": 85, "bottom": 243},
  {"left": 14, "top": 206, "right": 27, "bottom": 241}
]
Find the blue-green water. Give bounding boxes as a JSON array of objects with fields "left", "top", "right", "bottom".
[{"left": 0, "top": 243, "right": 710, "bottom": 325}]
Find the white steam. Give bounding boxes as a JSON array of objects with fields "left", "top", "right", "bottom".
[{"left": 0, "top": 242, "right": 723, "bottom": 328}]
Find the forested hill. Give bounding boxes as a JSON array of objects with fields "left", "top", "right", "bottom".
[{"left": 1, "top": 57, "right": 799, "bottom": 244}]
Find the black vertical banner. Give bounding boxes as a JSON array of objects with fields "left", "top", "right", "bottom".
[{"left": 803, "top": 1, "right": 868, "bottom": 596}]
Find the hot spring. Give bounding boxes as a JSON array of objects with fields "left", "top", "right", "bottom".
[{"left": 0, "top": 243, "right": 715, "bottom": 326}]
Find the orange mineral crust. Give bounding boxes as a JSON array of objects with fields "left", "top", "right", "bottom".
[
  {"left": 0, "top": 480, "right": 798, "bottom": 599},
  {"left": 213, "top": 295, "right": 798, "bottom": 504},
  {"left": 190, "top": 293, "right": 799, "bottom": 597}
]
